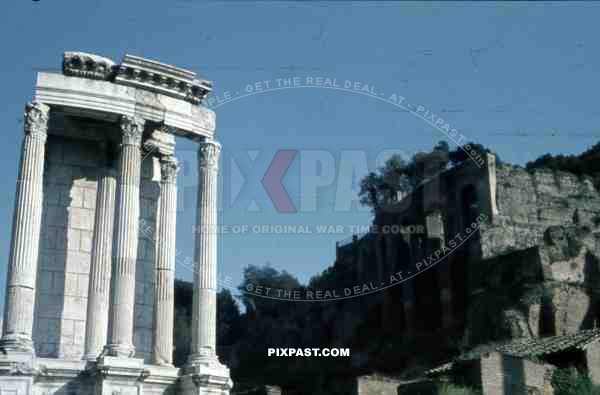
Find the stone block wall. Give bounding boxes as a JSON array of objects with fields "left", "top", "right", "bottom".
[
  {"left": 264, "top": 385, "right": 282, "bottom": 395},
  {"left": 480, "top": 166, "right": 600, "bottom": 259},
  {"left": 134, "top": 156, "right": 161, "bottom": 362},
  {"left": 585, "top": 341, "right": 600, "bottom": 385},
  {"left": 34, "top": 135, "right": 101, "bottom": 359},
  {"left": 32, "top": 133, "right": 161, "bottom": 362},
  {"left": 356, "top": 374, "right": 401, "bottom": 395}
]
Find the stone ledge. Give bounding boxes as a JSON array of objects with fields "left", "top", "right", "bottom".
[
  {"left": 180, "top": 357, "right": 233, "bottom": 394},
  {"left": 115, "top": 54, "right": 212, "bottom": 105},
  {"left": 61, "top": 52, "right": 212, "bottom": 105},
  {"left": 35, "top": 72, "right": 215, "bottom": 138}
]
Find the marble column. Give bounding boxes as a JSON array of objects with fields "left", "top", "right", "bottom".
[
  {"left": 0, "top": 102, "right": 49, "bottom": 353},
  {"left": 189, "top": 139, "right": 221, "bottom": 364},
  {"left": 83, "top": 161, "right": 117, "bottom": 361},
  {"left": 105, "top": 115, "right": 144, "bottom": 358},
  {"left": 152, "top": 155, "right": 179, "bottom": 366}
]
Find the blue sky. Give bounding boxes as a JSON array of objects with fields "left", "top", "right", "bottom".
[{"left": 1, "top": 1, "right": 600, "bottom": 309}]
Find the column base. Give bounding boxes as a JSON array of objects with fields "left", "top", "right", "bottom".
[
  {"left": 145, "top": 364, "right": 180, "bottom": 395},
  {"left": 93, "top": 355, "right": 148, "bottom": 395},
  {"left": 82, "top": 352, "right": 100, "bottom": 362},
  {"left": 0, "top": 351, "right": 35, "bottom": 394},
  {"left": 180, "top": 355, "right": 232, "bottom": 395},
  {"left": 103, "top": 343, "right": 136, "bottom": 358},
  {"left": 0, "top": 376, "right": 33, "bottom": 394},
  {"left": 0, "top": 334, "right": 34, "bottom": 354}
]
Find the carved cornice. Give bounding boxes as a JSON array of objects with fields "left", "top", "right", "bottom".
[
  {"left": 63, "top": 52, "right": 116, "bottom": 81},
  {"left": 160, "top": 156, "right": 180, "bottom": 184},
  {"left": 61, "top": 52, "right": 212, "bottom": 105},
  {"left": 114, "top": 54, "right": 212, "bottom": 105},
  {"left": 24, "top": 101, "right": 50, "bottom": 140},
  {"left": 120, "top": 116, "right": 145, "bottom": 146},
  {"left": 198, "top": 140, "right": 221, "bottom": 170}
]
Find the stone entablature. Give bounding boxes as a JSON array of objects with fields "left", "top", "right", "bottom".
[
  {"left": 63, "top": 52, "right": 212, "bottom": 105},
  {"left": 63, "top": 52, "right": 116, "bottom": 81},
  {"left": 116, "top": 54, "right": 212, "bottom": 105},
  {"left": 0, "top": 52, "right": 231, "bottom": 395},
  {"left": 39, "top": 52, "right": 216, "bottom": 141}
]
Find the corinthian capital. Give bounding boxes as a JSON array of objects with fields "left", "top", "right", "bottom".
[
  {"left": 24, "top": 101, "right": 50, "bottom": 140},
  {"left": 160, "top": 155, "right": 180, "bottom": 184},
  {"left": 120, "top": 115, "right": 145, "bottom": 146},
  {"left": 198, "top": 140, "right": 221, "bottom": 170}
]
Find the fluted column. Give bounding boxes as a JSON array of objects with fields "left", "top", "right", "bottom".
[
  {"left": 0, "top": 102, "right": 49, "bottom": 353},
  {"left": 83, "top": 162, "right": 117, "bottom": 361},
  {"left": 189, "top": 139, "right": 221, "bottom": 364},
  {"left": 105, "top": 115, "right": 144, "bottom": 358},
  {"left": 152, "top": 155, "right": 179, "bottom": 366}
]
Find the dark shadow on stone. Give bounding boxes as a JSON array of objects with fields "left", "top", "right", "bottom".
[
  {"left": 581, "top": 251, "right": 600, "bottom": 330},
  {"left": 501, "top": 354, "right": 527, "bottom": 395}
]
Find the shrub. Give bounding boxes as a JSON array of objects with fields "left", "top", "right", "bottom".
[
  {"left": 437, "top": 383, "right": 481, "bottom": 395},
  {"left": 552, "top": 367, "right": 600, "bottom": 395}
]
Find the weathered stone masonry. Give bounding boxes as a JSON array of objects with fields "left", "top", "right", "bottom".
[
  {"left": 326, "top": 146, "right": 600, "bottom": 395},
  {"left": 334, "top": 152, "right": 600, "bottom": 353},
  {"left": 0, "top": 52, "right": 231, "bottom": 395}
]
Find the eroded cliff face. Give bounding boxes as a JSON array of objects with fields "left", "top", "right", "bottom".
[
  {"left": 285, "top": 163, "right": 600, "bottom": 387},
  {"left": 480, "top": 166, "right": 600, "bottom": 259},
  {"left": 464, "top": 224, "right": 600, "bottom": 348}
]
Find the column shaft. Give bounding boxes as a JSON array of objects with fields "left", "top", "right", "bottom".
[
  {"left": 0, "top": 102, "right": 49, "bottom": 353},
  {"left": 189, "top": 140, "right": 221, "bottom": 363},
  {"left": 83, "top": 166, "right": 116, "bottom": 360},
  {"left": 105, "top": 116, "right": 144, "bottom": 358},
  {"left": 152, "top": 156, "right": 179, "bottom": 365}
]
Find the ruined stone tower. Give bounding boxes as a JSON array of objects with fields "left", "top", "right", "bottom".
[{"left": 0, "top": 52, "right": 231, "bottom": 394}]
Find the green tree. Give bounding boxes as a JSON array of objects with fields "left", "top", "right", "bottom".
[
  {"left": 238, "top": 264, "right": 302, "bottom": 317},
  {"left": 217, "top": 288, "right": 242, "bottom": 365},
  {"left": 358, "top": 141, "right": 451, "bottom": 213},
  {"left": 358, "top": 140, "right": 499, "bottom": 214},
  {"left": 526, "top": 141, "right": 600, "bottom": 189},
  {"left": 173, "top": 280, "right": 193, "bottom": 366},
  {"left": 173, "top": 280, "right": 241, "bottom": 367},
  {"left": 448, "top": 141, "right": 497, "bottom": 166}
]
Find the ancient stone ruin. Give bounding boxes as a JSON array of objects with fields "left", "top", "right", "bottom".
[
  {"left": 326, "top": 153, "right": 600, "bottom": 394},
  {"left": 0, "top": 52, "right": 231, "bottom": 394}
]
